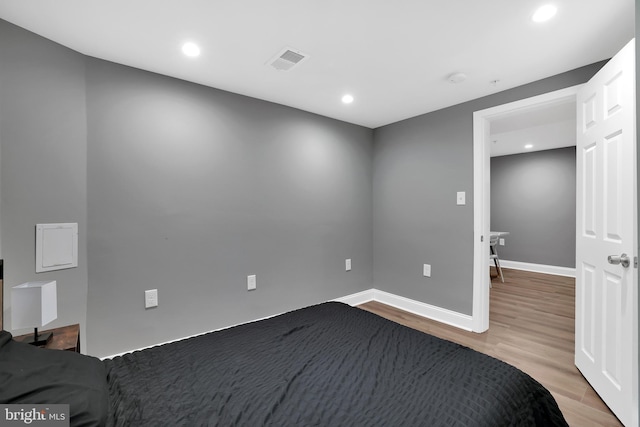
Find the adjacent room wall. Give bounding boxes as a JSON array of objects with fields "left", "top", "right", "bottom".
[
  {"left": 0, "top": 20, "right": 88, "bottom": 346},
  {"left": 85, "top": 59, "right": 373, "bottom": 357},
  {"left": 490, "top": 147, "right": 576, "bottom": 268},
  {"left": 372, "top": 62, "right": 605, "bottom": 315}
]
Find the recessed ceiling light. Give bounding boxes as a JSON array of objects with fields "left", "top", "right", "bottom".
[
  {"left": 525, "top": 144, "right": 534, "bottom": 149},
  {"left": 182, "top": 42, "right": 201, "bottom": 57},
  {"left": 532, "top": 4, "right": 557, "bottom": 22},
  {"left": 342, "top": 94, "right": 354, "bottom": 104}
]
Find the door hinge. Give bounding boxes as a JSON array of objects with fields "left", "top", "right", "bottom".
[
  {"left": 635, "top": 256, "right": 638, "bottom": 268},
  {"left": 481, "top": 235, "right": 484, "bottom": 242}
]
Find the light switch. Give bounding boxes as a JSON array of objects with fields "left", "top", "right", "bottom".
[
  {"left": 456, "top": 192, "right": 466, "bottom": 205},
  {"left": 346, "top": 259, "right": 352, "bottom": 271},
  {"left": 423, "top": 264, "right": 431, "bottom": 277},
  {"left": 145, "top": 289, "right": 158, "bottom": 308},
  {"left": 247, "top": 275, "right": 257, "bottom": 291}
]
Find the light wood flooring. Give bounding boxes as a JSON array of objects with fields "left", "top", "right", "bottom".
[{"left": 358, "top": 268, "right": 622, "bottom": 427}]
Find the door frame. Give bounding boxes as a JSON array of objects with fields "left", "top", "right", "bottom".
[{"left": 471, "top": 85, "right": 582, "bottom": 332}]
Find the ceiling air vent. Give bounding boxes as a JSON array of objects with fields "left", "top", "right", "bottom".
[{"left": 268, "top": 48, "right": 309, "bottom": 71}]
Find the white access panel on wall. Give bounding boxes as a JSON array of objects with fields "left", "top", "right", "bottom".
[{"left": 36, "top": 223, "right": 78, "bottom": 273}]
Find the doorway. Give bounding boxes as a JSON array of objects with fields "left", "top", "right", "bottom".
[
  {"left": 471, "top": 85, "right": 582, "bottom": 332},
  {"left": 489, "top": 101, "right": 577, "bottom": 276}
]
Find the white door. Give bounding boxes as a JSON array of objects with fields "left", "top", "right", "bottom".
[{"left": 576, "top": 38, "right": 638, "bottom": 427}]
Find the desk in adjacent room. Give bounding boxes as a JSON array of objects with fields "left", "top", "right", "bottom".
[{"left": 489, "top": 231, "right": 509, "bottom": 282}]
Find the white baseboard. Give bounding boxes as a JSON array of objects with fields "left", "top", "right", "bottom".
[
  {"left": 332, "top": 289, "right": 375, "bottom": 306},
  {"left": 335, "top": 288, "right": 473, "bottom": 332},
  {"left": 497, "top": 260, "right": 576, "bottom": 277}
]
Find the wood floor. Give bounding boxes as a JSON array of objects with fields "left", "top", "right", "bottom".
[{"left": 358, "top": 268, "right": 623, "bottom": 427}]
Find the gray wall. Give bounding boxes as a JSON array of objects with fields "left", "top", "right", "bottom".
[
  {"left": 0, "top": 20, "right": 89, "bottom": 347},
  {"left": 85, "top": 60, "right": 373, "bottom": 357},
  {"left": 490, "top": 147, "right": 576, "bottom": 268},
  {"left": 0, "top": 19, "right": 373, "bottom": 357},
  {"left": 372, "top": 63, "right": 604, "bottom": 315}
]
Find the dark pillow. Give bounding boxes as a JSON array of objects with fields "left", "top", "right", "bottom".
[{"left": 0, "top": 330, "right": 108, "bottom": 426}]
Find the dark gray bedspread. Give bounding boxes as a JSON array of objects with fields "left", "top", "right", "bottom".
[{"left": 104, "top": 302, "right": 568, "bottom": 426}]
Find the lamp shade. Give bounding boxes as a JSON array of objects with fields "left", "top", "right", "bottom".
[{"left": 11, "top": 281, "right": 57, "bottom": 330}]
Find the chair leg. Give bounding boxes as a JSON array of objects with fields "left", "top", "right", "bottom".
[{"left": 494, "top": 257, "right": 504, "bottom": 283}]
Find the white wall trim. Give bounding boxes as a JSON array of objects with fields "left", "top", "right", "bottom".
[
  {"left": 337, "top": 288, "right": 474, "bottom": 331},
  {"left": 472, "top": 107, "right": 491, "bottom": 333},
  {"left": 332, "top": 289, "right": 375, "bottom": 306},
  {"left": 498, "top": 260, "right": 576, "bottom": 277},
  {"left": 472, "top": 85, "right": 582, "bottom": 334},
  {"left": 371, "top": 289, "right": 474, "bottom": 331}
]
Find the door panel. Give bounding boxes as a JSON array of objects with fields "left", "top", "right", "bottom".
[
  {"left": 605, "top": 131, "right": 624, "bottom": 240},
  {"left": 580, "top": 262, "right": 596, "bottom": 361},
  {"left": 602, "top": 271, "right": 622, "bottom": 388},
  {"left": 575, "top": 38, "right": 637, "bottom": 427},
  {"left": 583, "top": 143, "right": 597, "bottom": 237}
]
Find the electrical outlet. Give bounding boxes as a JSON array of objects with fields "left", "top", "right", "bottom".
[
  {"left": 499, "top": 238, "right": 505, "bottom": 246},
  {"left": 423, "top": 264, "right": 431, "bottom": 277},
  {"left": 247, "top": 275, "right": 257, "bottom": 291},
  {"left": 346, "top": 259, "right": 352, "bottom": 271},
  {"left": 145, "top": 289, "right": 158, "bottom": 308}
]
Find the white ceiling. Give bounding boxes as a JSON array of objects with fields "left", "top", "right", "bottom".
[
  {"left": 0, "top": 0, "right": 634, "bottom": 129},
  {"left": 490, "top": 100, "right": 576, "bottom": 157}
]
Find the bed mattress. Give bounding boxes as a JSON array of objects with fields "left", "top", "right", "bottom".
[{"left": 104, "top": 302, "right": 568, "bottom": 426}]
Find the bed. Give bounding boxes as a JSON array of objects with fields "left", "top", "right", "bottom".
[{"left": 1, "top": 302, "right": 568, "bottom": 426}]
